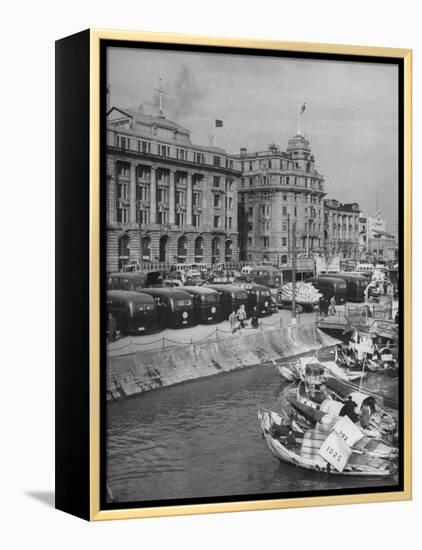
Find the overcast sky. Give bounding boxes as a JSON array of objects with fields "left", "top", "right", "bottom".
[{"left": 107, "top": 47, "right": 399, "bottom": 232}]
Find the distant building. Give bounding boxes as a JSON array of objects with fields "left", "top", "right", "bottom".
[
  {"left": 236, "top": 134, "right": 326, "bottom": 264},
  {"left": 360, "top": 212, "right": 398, "bottom": 262},
  {"left": 106, "top": 107, "right": 240, "bottom": 272},
  {"left": 367, "top": 212, "right": 386, "bottom": 238},
  {"left": 323, "top": 200, "right": 361, "bottom": 260},
  {"left": 359, "top": 216, "right": 368, "bottom": 259},
  {"left": 369, "top": 230, "right": 398, "bottom": 262}
]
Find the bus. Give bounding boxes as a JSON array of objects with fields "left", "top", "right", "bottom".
[
  {"left": 250, "top": 266, "right": 283, "bottom": 288},
  {"left": 323, "top": 273, "right": 368, "bottom": 303},
  {"left": 306, "top": 276, "right": 347, "bottom": 305},
  {"left": 140, "top": 288, "right": 196, "bottom": 329},
  {"left": 233, "top": 282, "right": 273, "bottom": 317},
  {"left": 182, "top": 286, "right": 222, "bottom": 324},
  {"left": 206, "top": 284, "right": 249, "bottom": 319},
  {"left": 107, "top": 271, "right": 165, "bottom": 291},
  {"left": 356, "top": 263, "right": 374, "bottom": 275},
  {"left": 106, "top": 291, "right": 158, "bottom": 335}
]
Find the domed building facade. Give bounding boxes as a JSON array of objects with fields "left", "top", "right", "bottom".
[{"left": 236, "top": 134, "right": 326, "bottom": 265}]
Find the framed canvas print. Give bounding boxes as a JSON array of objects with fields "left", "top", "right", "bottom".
[{"left": 55, "top": 29, "right": 412, "bottom": 521}]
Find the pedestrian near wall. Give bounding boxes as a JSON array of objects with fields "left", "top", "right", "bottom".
[
  {"left": 236, "top": 304, "right": 247, "bottom": 329},
  {"left": 329, "top": 295, "right": 337, "bottom": 315},
  {"left": 229, "top": 309, "right": 237, "bottom": 333}
]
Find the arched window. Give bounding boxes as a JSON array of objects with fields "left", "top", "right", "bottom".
[
  {"left": 177, "top": 236, "right": 187, "bottom": 262},
  {"left": 194, "top": 236, "right": 204, "bottom": 261},
  {"left": 159, "top": 235, "right": 169, "bottom": 263},
  {"left": 142, "top": 236, "right": 151, "bottom": 261},
  {"left": 212, "top": 237, "right": 220, "bottom": 264},
  {"left": 118, "top": 234, "right": 130, "bottom": 271},
  {"left": 225, "top": 239, "right": 233, "bottom": 261}
]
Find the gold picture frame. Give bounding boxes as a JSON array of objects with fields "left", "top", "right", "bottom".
[{"left": 55, "top": 28, "right": 412, "bottom": 521}]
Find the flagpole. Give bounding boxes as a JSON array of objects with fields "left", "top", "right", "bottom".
[{"left": 297, "top": 106, "right": 301, "bottom": 136}]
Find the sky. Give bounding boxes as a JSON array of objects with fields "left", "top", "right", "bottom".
[{"left": 107, "top": 47, "right": 399, "bottom": 233}]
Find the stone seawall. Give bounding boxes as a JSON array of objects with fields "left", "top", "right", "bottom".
[{"left": 106, "top": 322, "right": 339, "bottom": 401}]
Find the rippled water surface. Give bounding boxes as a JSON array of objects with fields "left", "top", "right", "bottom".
[{"left": 107, "top": 365, "right": 398, "bottom": 504}]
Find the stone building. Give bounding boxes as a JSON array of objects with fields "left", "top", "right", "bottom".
[
  {"left": 368, "top": 230, "right": 398, "bottom": 262},
  {"left": 106, "top": 107, "right": 240, "bottom": 272},
  {"left": 359, "top": 212, "right": 397, "bottom": 262},
  {"left": 323, "top": 200, "right": 361, "bottom": 260},
  {"left": 236, "top": 134, "right": 326, "bottom": 264},
  {"left": 359, "top": 216, "right": 368, "bottom": 259}
]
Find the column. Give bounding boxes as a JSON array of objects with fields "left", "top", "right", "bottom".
[
  {"left": 186, "top": 171, "right": 193, "bottom": 226},
  {"left": 169, "top": 169, "right": 175, "bottom": 224},
  {"left": 107, "top": 158, "right": 117, "bottom": 225},
  {"left": 129, "top": 163, "right": 137, "bottom": 224},
  {"left": 202, "top": 174, "right": 210, "bottom": 226},
  {"left": 150, "top": 165, "right": 157, "bottom": 224}
]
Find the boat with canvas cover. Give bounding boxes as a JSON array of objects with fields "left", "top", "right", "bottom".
[{"left": 258, "top": 408, "right": 397, "bottom": 478}]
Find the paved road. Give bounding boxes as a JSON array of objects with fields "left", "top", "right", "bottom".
[{"left": 107, "top": 296, "right": 398, "bottom": 356}]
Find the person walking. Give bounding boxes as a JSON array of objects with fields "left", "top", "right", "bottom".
[
  {"left": 329, "top": 295, "right": 337, "bottom": 315},
  {"left": 236, "top": 303, "right": 247, "bottom": 330},
  {"left": 320, "top": 297, "right": 329, "bottom": 318},
  {"left": 229, "top": 309, "right": 237, "bottom": 333},
  {"left": 251, "top": 305, "right": 259, "bottom": 329}
]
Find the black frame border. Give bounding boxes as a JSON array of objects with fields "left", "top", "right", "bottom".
[{"left": 99, "top": 39, "right": 405, "bottom": 512}]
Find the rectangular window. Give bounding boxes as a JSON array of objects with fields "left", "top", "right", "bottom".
[
  {"left": 286, "top": 177, "right": 290, "bottom": 185},
  {"left": 294, "top": 207, "right": 297, "bottom": 216},
  {"left": 283, "top": 194, "right": 287, "bottom": 201},
  {"left": 263, "top": 236, "right": 270, "bottom": 247},
  {"left": 228, "top": 217, "right": 232, "bottom": 229},
  {"left": 213, "top": 216, "right": 220, "bottom": 228},
  {"left": 249, "top": 162, "right": 253, "bottom": 171},
  {"left": 214, "top": 194, "right": 220, "bottom": 208},
  {"left": 282, "top": 206, "right": 287, "bottom": 215},
  {"left": 282, "top": 237, "right": 287, "bottom": 246},
  {"left": 213, "top": 156, "right": 221, "bottom": 167},
  {"left": 213, "top": 176, "right": 220, "bottom": 187},
  {"left": 248, "top": 237, "right": 252, "bottom": 246},
  {"left": 176, "top": 212, "right": 185, "bottom": 226}
]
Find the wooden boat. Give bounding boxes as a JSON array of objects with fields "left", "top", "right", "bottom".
[
  {"left": 258, "top": 408, "right": 397, "bottom": 478},
  {"left": 273, "top": 360, "right": 301, "bottom": 382},
  {"left": 273, "top": 354, "right": 364, "bottom": 384}
]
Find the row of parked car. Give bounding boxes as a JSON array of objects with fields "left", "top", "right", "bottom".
[
  {"left": 106, "top": 270, "right": 377, "bottom": 336},
  {"left": 107, "top": 282, "right": 274, "bottom": 335}
]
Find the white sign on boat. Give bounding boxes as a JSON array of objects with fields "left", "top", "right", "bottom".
[
  {"left": 319, "top": 431, "right": 352, "bottom": 472},
  {"left": 333, "top": 415, "right": 364, "bottom": 447}
]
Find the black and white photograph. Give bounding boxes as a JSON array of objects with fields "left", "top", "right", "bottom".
[{"left": 103, "top": 43, "right": 402, "bottom": 507}]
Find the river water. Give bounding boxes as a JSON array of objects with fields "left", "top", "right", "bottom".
[{"left": 107, "top": 364, "right": 398, "bottom": 504}]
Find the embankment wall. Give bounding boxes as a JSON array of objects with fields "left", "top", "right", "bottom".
[{"left": 107, "top": 322, "right": 338, "bottom": 400}]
